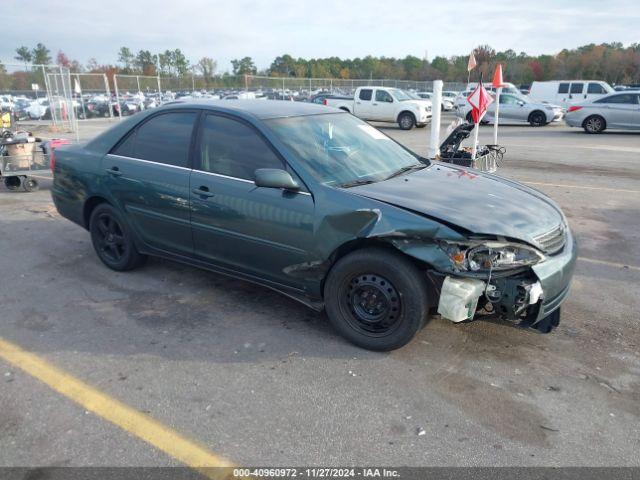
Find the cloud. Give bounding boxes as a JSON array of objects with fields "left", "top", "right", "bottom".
[{"left": 1, "top": 0, "right": 638, "bottom": 71}]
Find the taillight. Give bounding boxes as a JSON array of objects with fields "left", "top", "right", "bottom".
[
  {"left": 567, "top": 106, "right": 583, "bottom": 113},
  {"left": 323, "top": 99, "right": 328, "bottom": 105},
  {"left": 49, "top": 149, "right": 56, "bottom": 173}
]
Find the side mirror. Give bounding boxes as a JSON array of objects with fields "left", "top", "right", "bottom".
[
  {"left": 518, "top": 101, "right": 525, "bottom": 107},
  {"left": 254, "top": 168, "right": 300, "bottom": 191}
]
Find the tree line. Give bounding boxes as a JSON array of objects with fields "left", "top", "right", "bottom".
[{"left": 3, "top": 42, "right": 640, "bottom": 92}]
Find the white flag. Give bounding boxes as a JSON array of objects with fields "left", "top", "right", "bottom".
[
  {"left": 74, "top": 79, "right": 82, "bottom": 95},
  {"left": 467, "top": 51, "right": 477, "bottom": 72}
]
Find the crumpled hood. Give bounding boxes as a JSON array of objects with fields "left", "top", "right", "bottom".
[{"left": 349, "top": 163, "right": 563, "bottom": 246}]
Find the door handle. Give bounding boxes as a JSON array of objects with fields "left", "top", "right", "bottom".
[
  {"left": 356, "top": 101, "right": 361, "bottom": 104},
  {"left": 192, "top": 186, "right": 214, "bottom": 198},
  {"left": 105, "top": 167, "right": 122, "bottom": 177},
  {"left": 372, "top": 103, "right": 378, "bottom": 106}
]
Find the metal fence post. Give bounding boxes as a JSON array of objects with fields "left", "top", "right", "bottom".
[
  {"left": 114, "top": 75, "right": 122, "bottom": 120},
  {"left": 103, "top": 73, "right": 114, "bottom": 120}
]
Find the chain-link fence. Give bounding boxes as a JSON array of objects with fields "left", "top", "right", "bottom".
[
  {"left": 71, "top": 73, "right": 114, "bottom": 120},
  {"left": 1, "top": 63, "right": 78, "bottom": 137},
  {"left": 113, "top": 74, "right": 162, "bottom": 120}
]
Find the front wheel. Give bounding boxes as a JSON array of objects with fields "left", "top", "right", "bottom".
[
  {"left": 324, "top": 248, "right": 430, "bottom": 351},
  {"left": 398, "top": 112, "right": 416, "bottom": 130},
  {"left": 528, "top": 111, "right": 547, "bottom": 127},
  {"left": 89, "top": 203, "right": 146, "bottom": 271},
  {"left": 22, "top": 177, "right": 38, "bottom": 192}
]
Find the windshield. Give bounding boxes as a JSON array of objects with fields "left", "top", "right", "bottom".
[
  {"left": 390, "top": 89, "right": 413, "bottom": 101},
  {"left": 266, "top": 113, "right": 424, "bottom": 187}
]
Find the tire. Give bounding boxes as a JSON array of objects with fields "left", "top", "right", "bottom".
[
  {"left": 324, "top": 248, "right": 430, "bottom": 351},
  {"left": 22, "top": 177, "right": 38, "bottom": 192},
  {"left": 89, "top": 203, "right": 146, "bottom": 271},
  {"left": 583, "top": 115, "right": 606, "bottom": 134},
  {"left": 528, "top": 110, "right": 547, "bottom": 127},
  {"left": 398, "top": 112, "right": 416, "bottom": 130},
  {"left": 4, "top": 177, "right": 22, "bottom": 191}
]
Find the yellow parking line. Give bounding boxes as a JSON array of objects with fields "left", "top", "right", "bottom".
[
  {"left": 524, "top": 181, "right": 640, "bottom": 194},
  {"left": 579, "top": 257, "right": 640, "bottom": 272},
  {"left": 0, "top": 337, "right": 233, "bottom": 479}
]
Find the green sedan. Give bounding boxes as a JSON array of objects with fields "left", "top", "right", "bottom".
[{"left": 51, "top": 101, "right": 577, "bottom": 351}]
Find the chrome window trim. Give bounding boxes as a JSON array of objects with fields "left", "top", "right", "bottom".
[{"left": 106, "top": 153, "right": 311, "bottom": 196}]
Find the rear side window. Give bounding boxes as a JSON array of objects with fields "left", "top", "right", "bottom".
[
  {"left": 198, "top": 115, "right": 283, "bottom": 180},
  {"left": 359, "top": 89, "right": 373, "bottom": 101},
  {"left": 557, "top": 83, "right": 569, "bottom": 94},
  {"left": 595, "top": 94, "right": 638, "bottom": 104},
  {"left": 112, "top": 112, "right": 197, "bottom": 168},
  {"left": 570, "top": 83, "right": 584, "bottom": 94},
  {"left": 587, "top": 83, "right": 607, "bottom": 94}
]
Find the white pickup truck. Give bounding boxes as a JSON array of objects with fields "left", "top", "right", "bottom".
[{"left": 324, "top": 86, "right": 432, "bottom": 130}]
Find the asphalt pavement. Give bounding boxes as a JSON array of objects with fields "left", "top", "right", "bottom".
[{"left": 1, "top": 113, "right": 638, "bottom": 470}]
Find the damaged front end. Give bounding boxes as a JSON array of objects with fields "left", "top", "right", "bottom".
[{"left": 393, "top": 234, "right": 576, "bottom": 334}]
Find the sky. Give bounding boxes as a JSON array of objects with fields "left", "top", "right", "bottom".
[{"left": 2, "top": 0, "right": 639, "bottom": 72}]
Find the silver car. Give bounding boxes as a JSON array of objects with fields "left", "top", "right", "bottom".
[
  {"left": 564, "top": 92, "right": 640, "bottom": 133},
  {"left": 456, "top": 93, "right": 563, "bottom": 126}
]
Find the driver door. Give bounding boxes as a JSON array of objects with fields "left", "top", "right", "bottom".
[
  {"left": 372, "top": 89, "right": 395, "bottom": 121},
  {"left": 190, "top": 114, "right": 315, "bottom": 287}
]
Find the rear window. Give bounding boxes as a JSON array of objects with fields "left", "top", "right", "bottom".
[
  {"left": 359, "top": 89, "right": 372, "bottom": 101},
  {"left": 558, "top": 83, "right": 569, "bottom": 94}
]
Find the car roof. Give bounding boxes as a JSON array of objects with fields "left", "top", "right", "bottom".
[{"left": 161, "top": 99, "right": 342, "bottom": 119}]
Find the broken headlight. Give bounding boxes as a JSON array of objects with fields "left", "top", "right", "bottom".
[{"left": 440, "top": 241, "right": 546, "bottom": 273}]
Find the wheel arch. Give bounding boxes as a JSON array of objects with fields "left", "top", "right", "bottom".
[
  {"left": 397, "top": 110, "right": 417, "bottom": 123},
  {"left": 83, "top": 195, "right": 111, "bottom": 229},
  {"left": 320, "top": 237, "right": 437, "bottom": 299},
  {"left": 339, "top": 106, "right": 350, "bottom": 113}
]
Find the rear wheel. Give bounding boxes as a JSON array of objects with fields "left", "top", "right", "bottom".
[
  {"left": 528, "top": 110, "right": 547, "bottom": 126},
  {"left": 3, "top": 177, "right": 22, "bottom": 191},
  {"left": 398, "top": 112, "right": 416, "bottom": 130},
  {"left": 583, "top": 115, "right": 605, "bottom": 134},
  {"left": 89, "top": 203, "right": 146, "bottom": 271},
  {"left": 324, "top": 248, "right": 430, "bottom": 351}
]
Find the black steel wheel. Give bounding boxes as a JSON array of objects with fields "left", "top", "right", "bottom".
[
  {"left": 324, "top": 248, "right": 430, "bottom": 351},
  {"left": 345, "top": 273, "right": 402, "bottom": 335},
  {"left": 89, "top": 203, "right": 146, "bottom": 271}
]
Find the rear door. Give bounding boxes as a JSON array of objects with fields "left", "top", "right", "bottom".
[
  {"left": 354, "top": 88, "right": 375, "bottom": 120},
  {"left": 105, "top": 110, "right": 198, "bottom": 255},
  {"left": 190, "top": 113, "right": 315, "bottom": 287}
]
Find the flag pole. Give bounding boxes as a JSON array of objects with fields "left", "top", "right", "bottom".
[{"left": 471, "top": 72, "right": 483, "bottom": 160}]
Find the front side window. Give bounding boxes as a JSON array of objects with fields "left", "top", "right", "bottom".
[
  {"left": 375, "top": 90, "right": 393, "bottom": 102},
  {"left": 198, "top": 115, "right": 283, "bottom": 180},
  {"left": 500, "top": 94, "right": 520, "bottom": 105},
  {"left": 266, "top": 113, "right": 423, "bottom": 187},
  {"left": 112, "top": 112, "right": 197, "bottom": 167},
  {"left": 587, "top": 83, "right": 606, "bottom": 94}
]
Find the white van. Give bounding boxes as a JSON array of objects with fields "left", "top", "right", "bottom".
[
  {"left": 466, "top": 82, "right": 520, "bottom": 96},
  {"left": 529, "top": 80, "right": 613, "bottom": 105}
]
